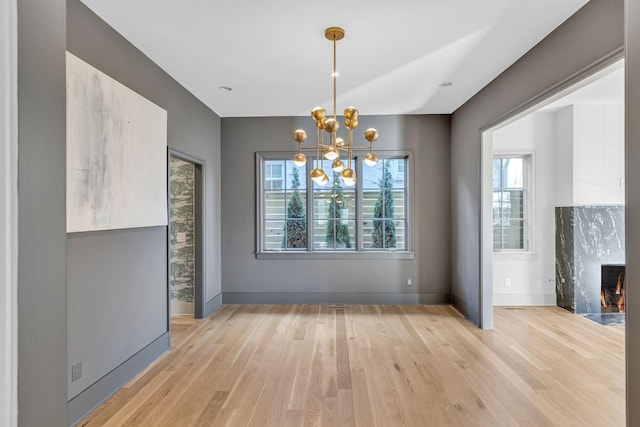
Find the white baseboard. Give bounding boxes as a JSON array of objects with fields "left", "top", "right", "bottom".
[
  {"left": 493, "top": 293, "right": 556, "bottom": 306},
  {"left": 170, "top": 300, "right": 194, "bottom": 316}
]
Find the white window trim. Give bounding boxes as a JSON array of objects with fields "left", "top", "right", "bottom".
[
  {"left": 0, "top": 0, "right": 18, "bottom": 424},
  {"left": 492, "top": 151, "right": 535, "bottom": 254},
  {"left": 256, "top": 151, "right": 415, "bottom": 259}
]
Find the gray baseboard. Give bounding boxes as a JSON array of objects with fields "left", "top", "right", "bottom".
[
  {"left": 67, "top": 332, "right": 170, "bottom": 426},
  {"left": 452, "top": 293, "right": 479, "bottom": 326},
  {"left": 204, "top": 292, "right": 223, "bottom": 318},
  {"left": 222, "top": 292, "right": 451, "bottom": 305}
]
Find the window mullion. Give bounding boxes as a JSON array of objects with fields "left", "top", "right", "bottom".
[
  {"left": 283, "top": 162, "right": 288, "bottom": 248},
  {"left": 383, "top": 160, "right": 388, "bottom": 250},
  {"left": 356, "top": 157, "right": 363, "bottom": 251},
  {"left": 307, "top": 159, "right": 314, "bottom": 252},
  {"left": 499, "top": 159, "right": 504, "bottom": 250}
]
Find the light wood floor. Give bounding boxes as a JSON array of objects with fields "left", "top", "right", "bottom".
[
  {"left": 77, "top": 305, "right": 625, "bottom": 426},
  {"left": 168, "top": 315, "right": 200, "bottom": 349}
]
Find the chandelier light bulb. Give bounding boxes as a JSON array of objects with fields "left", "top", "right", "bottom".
[
  {"left": 343, "top": 106, "right": 358, "bottom": 120},
  {"left": 293, "top": 152, "right": 307, "bottom": 167},
  {"left": 324, "top": 118, "right": 339, "bottom": 133},
  {"left": 341, "top": 168, "right": 356, "bottom": 187},
  {"left": 364, "top": 128, "right": 379, "bottom": 143},
  {"left": 293, "top": 129, "right": 307, "bottom": 143},
  {"left": 342, "top": 177, "right": 356, "bottom": 187},
  {"left": 310, "top": 168, "right": 325, "bottom": 183},
  {"left": 311, "top": 107, "right": 326, "bottom": 122},
  {"left": 332, "top": 159, "right": 345, "bottom": 172},
  {"left": 364, "top": 152, "right": 378, "bottom": 167},
  {"left": 323, "top": 146, "right": 339, "bottom": 160},
  {"left": 318, "top": 173, "right": 330, "bottom": 186}
]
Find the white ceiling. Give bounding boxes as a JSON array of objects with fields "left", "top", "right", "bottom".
[
  {"left": 540, "top": 62, "right": 624, "bottom": 112},
  {"left": 80, "top": 0, "right": 589, "bottom": 118}
]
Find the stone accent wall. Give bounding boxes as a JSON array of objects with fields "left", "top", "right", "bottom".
[{"left": 555, "top": 206, "right": 625, "bottom": 313}]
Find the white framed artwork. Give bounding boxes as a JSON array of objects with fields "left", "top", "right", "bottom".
[{"left": 66, "top": 52, "right": 168, "bottom": 233}]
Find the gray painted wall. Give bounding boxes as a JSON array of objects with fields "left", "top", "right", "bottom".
[
  {"left": 221, "top": 115, "right": 451, "bottom": 303},
  {"left": 17, "top": 0, "right": 68, "bottom": 425},
  {"left": 450, "top": 0, "right": 624, "bottom": 325},
  {"left": 626, "top": 0, "right": 640, "bottom": 423},
  {"left": 67, "top": 227, "right": 168, "bottom": 398},
  {"left": 67, "top": 0, "right": 222, "bottom": 309},
  {"left": 65, "top": 0, "right": 222, "bottom": 419}
]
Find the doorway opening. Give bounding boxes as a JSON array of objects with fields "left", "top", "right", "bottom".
[
  {"left": 168, "top": 150, "right": 204, "bottom": 319},
  {"left": 480, "top": 57, "right": 624, "bottom": 329}
]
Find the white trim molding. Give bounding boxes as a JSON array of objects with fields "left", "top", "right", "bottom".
[{"left": 0, "top": 0, "right": 18, "bottom": 425}]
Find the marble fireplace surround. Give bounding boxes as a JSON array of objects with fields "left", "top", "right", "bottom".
[{"left": 555, "top": 206, "right": 625, "bottom": 314}]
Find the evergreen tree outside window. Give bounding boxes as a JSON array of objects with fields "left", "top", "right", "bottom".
[
  {"left": 283, "top": 167, "right": 307, "bottom": 248},
  {"left": 371, "top": 160, "right": 397, "bottom": 248},
  {"left": 325, "top": 172, "right": 352, "bottom": 248},
  {"left": 362, "top": 158, "right": 407, "bottom": 250},
  {"left": 313, "top": 162, "right": 355, "bottom": 249}
]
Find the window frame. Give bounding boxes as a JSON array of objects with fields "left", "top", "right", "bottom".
[
  {"left": 492, "top": 152, "right": 535, "bottom": 253},
  {"left": 256, "top": 151, "right": 415, "bottom": 259}
]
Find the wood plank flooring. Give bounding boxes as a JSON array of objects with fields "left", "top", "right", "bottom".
[
  {"left": 77, "top": 305, "right": 625, "bottom": 426},
  {"left": 168, "top": 315, "right": 200, "bottom": 349}
]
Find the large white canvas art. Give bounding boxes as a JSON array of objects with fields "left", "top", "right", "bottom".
[{"left": 66, "top": 52, "right": 168, "bottom": 232}]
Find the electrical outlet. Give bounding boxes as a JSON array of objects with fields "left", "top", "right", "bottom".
[
  {"left": 505, "top": 278, "right": 512, "bottom": 288},
  {"left": 71, "top": 361, "right": 82, "bottom": 382},
  {"left": 406, "top": 277, "right": 413, "bottom": 287}
]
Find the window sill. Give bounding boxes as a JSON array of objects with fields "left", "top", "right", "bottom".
[
  {"left": 256, "top": 251, "right": 416, "bottom": 260},
  {"left": 492, "top": 250, "right": 538, "bottom": 260}
]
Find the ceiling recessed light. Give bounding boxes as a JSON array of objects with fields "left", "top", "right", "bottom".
[
  {"left": 439, "top": 82, "right": 453, "bottom": 87},
  {"left": 219, "top": 86, "right": 232, "bottom": 92}
]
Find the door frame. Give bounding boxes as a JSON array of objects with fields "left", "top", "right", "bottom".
[
  {"left": 479, "top": 50, "right": 624, "bottom": 329},
  {"left": 0, "top": 0, "right": 18, "bottom": 424},
  {"left": 168, "top": 149, "right": 206, "bottom": 319}
]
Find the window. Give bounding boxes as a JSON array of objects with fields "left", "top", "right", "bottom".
[
  {"left": 492, "top": 155, "right": 531, "bottom": 250},
  {"left": 264, "top": 162, "right": 284, "bottom": 190},
  {"left": 258, "top": 153, "right": 412, "bottom": 256},
  {"left": 312, "top": 161, "right": 356, "bottom": 250},
  {"left": 362, "top": 159, "right": 407, "bottom": 250},
  {"left": 262, "top": 160, "right": 307, "bottom": 250}
]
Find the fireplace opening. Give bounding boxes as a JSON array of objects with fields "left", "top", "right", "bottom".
[{"left": 601, "top": 264, "right": 625, "bottom": 313}]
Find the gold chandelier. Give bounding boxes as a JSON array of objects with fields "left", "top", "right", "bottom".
[{"left": 292, "top": 26, "right": 379, "bottom": 187}]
